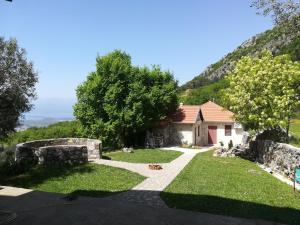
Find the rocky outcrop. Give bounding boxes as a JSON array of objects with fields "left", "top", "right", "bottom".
[
  {"left": 181, "top": 17, "right": 300, "bottom": 90},
  {"left": 15, "top": 138, "right": 102, "bottom": 166}
]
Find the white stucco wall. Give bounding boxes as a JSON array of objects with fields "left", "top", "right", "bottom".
[
  {"left": 216, "top": 123, "right": 244, "bottom": 147},
  {"left": 170, "top": 121, "right": 244, "bottom": 147},
  {"left": 173, "top": 123, "right": 194, "bottom": 145},
  {"left": 201, "top": 122, "right": 244, "bottom": 147}
]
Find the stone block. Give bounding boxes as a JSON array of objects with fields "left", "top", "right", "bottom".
[{"left": 15, "top": 138, "right": 102, "bottom": 166}]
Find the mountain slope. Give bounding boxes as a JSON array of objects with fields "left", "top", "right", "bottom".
[{"left": 181, "top": 17, "right": 300, "bottom": 91}]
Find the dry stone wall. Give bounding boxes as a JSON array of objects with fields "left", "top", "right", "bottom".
[
  {"left": 248, "top": 140, "right": 300, "bottom": 179},
  {"left": 215, "top": 139, "right": 300, "bottom": 179},
  {"left": 15, "top": 138, "right": 102, "bottom": 165}
]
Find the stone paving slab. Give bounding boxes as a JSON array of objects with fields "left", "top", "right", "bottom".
[
  {"left": 161, "top": 146, "right": 215, "bottom": 154},
  {"left": 0, "top": 210, "right": 17, "bottom": 225},
  {"left": 132, "top": 152, "right": 196, "bottom": 192},
  {"left": 0, "top": 186, "right": 32, "bottom": 197},
  {"left": 0, "top": 190, "right": 283, "bottom": 225},
  {"left": 92, "top": 158, "right": 167, "bottom": 177},
  {"left": 109, "top": 190, "right": 168, "bottom": 208},
  {"left": 94, "top": 147, "right": 213, "bottom": 207}
]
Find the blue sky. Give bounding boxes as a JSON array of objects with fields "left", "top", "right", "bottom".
[{"left": 1, "top": 0, "right": 272, "bottom": 100}]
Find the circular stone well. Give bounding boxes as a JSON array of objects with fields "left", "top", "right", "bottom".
[{"left": 15, "top": 138, "right": 102, "bottom": 165}]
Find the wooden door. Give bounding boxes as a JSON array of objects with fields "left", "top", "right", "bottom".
[{"left": 208, "top": 126, "right": 217, "bottom": 145}]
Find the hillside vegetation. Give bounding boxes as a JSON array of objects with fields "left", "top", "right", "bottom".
[
  {"left": 4, "top": 121, "right": 81, "bottom": 147},
  {"left": 180, "top": 79, "right": 228, "bottom": 105},
  {"left": 181, "top": 16, "right": 300, "bottom": 91}
]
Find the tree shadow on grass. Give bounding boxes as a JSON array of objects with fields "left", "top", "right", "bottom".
[
  {"left": 0, "top": 164, "right": 95, "bottom": 189},
  {"left": 161, "top": 192, "right": 300, "bottom": 225}
]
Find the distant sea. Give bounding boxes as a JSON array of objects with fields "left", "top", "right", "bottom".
[{"left": 18, "top": 98, "right": 76, "bottom": 130}]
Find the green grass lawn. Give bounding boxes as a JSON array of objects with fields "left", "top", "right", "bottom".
[
  {"left": 161, "top": 151, "right": 300, "bottom": 225},
  {"left": 103, "top": 149, "right": 182, "bottom": 163},
  {"left": 0, "top": 163, "right": 144, "bottom": 197},
  {"left": 290, "top": 119, "right": 300, "bottom": 147}
]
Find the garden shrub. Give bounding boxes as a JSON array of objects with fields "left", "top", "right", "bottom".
[
  {"left": 228, "top": 140, "right": 233, "bottom": 149},
  {"left": 0, "top": 147, "right": 36, "bottom": 176}
]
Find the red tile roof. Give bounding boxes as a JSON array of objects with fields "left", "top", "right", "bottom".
[
  {"left": 171, "top": 105, "right": 200, "bottom": 124},
  {"left": 171, "top": 101, "right": 234, "bottom": 124},
  {"left": 200, "top": 101, "right": 234, "bottom": 122}
]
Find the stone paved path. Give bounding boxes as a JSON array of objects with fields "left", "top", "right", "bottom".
[
  {"left": 0, "top": 188, "right": 281, "bottom": 225},
  {"left": 92, "top": 147, "right": 213, "bottom": 207}
]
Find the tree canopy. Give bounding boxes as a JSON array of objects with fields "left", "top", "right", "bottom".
[
  {"left": 74, "top": 50, "right": 178, "bottom": 148},
  {"left": 0, "top": 37, "right": 38, "bottom": 141},
  {"left": 251, "top": 0, "right": 300, "bottom": 25},
  {"left": 224, "top": 50, "right": 300, "bottom": 135}
]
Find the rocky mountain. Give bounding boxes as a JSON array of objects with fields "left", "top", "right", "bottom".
[{"left": 181, "top": 16, "right": 300, "bottom": 91}]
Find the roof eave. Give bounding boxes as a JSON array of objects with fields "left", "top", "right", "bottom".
[
  {"left": 172, "top": 121, "right": 195, "bottom": 124},
  {"left": 203, "top": 120, "right": 235, "bottom": 123}
]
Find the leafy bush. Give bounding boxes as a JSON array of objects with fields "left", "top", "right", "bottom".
[
  {"left": 228, "top": 140, "right": 233, "bottom": 149},
  {"left": 0, "top": 147, "right": 35, "bottom": 176},
  {"left": 0, "top": 148, "right": 14, "bottom": 168},
  {"left": 256, "top": 128, "right": 288, "bottom": 143},
  {"left": 4, "top": 121, "right": 82, "bottom": 146}
]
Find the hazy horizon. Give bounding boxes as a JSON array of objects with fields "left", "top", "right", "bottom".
[{"left": 24, "top": 98, "right": 76, "bottom": 120}]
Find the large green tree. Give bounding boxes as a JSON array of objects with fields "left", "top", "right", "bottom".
[
  {"left": 224, "top": 51, "right": 300, "bottom": 139},
  {"left": 0, "top": 37, "right": 38, "bottom": 141},
  {"left": 74, "top": 50, "right": 178, "bottom": 148}
]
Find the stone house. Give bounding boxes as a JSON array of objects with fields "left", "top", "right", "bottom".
[{"left": 147, "top": 101, "right": 244, "bottom": 147}]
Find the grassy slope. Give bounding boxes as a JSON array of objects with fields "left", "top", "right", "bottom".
[
  {"left": 290, "top": 119, "right": 300, "bottom": 147},
  {"left": 0, "top": 164, "right": 144, "bottom": 197},
  {"left": 104, "top": 149, "right": 182, "bottom": 163},
  {"left": 161, "top": 151, "right": 300, "bottom": 225}
]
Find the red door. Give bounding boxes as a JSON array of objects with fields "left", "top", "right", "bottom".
[{"left": 208, "top": 126, "right": 217, "bottom": 145}]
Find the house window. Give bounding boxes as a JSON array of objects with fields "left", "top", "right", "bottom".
[
  {"left": 198, "top": 126, "right": 200, "bottom": 137},
  {"left": 225, "top": 125, "right": 232, "bottom": 136}
]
